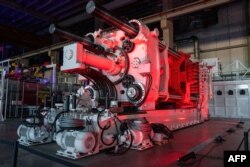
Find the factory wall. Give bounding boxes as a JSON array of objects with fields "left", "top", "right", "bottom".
[{"left": 175, "top": 1, "right": 250, "bottom": 72}]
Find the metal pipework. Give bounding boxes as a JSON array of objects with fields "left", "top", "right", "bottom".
[
  {"left": 81, "top": 49, "right": 122, "bottom": 75},
  {"left": 49, "top": 24, "right": 109, "bottom": 55},
  {"left": 169, "top": 94, "right": 198, "bottom": 100},
  {"left": 50, "top": 24, "right": 122, "bottom": 75},
  {"left": 71, "top": 95, "right": 76, "bottom": 110},
  {"left": 86, "top": 0, "right": 138, "bottom": 38},
  {"left": 63, "top": 95, "right": 70, "bottom": 112},
  {"left": 86, "top": 0, "right": 166, "bottom": 51}
]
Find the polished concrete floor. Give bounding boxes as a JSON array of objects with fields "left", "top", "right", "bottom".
[{"left": 0, "top": 118, "right": 249, "bottom": 167}]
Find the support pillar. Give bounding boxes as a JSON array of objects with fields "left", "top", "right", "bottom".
[
  {"left": 49, "top": 50, "right": 60, "bottom": 65},
  {"left": 161, "top": 0, "right": 173, "bottom": 48},
  {"left": 48, "top": 50, "right": 59, "bottom": 93},
  {"left": 161, "top": 17, "right": 174, "bottom": 48},
  {"left": 243, "top": 0, "right": 250, "bottom": 67}
]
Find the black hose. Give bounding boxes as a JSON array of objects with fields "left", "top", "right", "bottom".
[
  {"left": 97, "top": 110, "right": 111, "bottom": 130},
  {"left": 114, "top": 115, "right": 123, "bottom": 124},
  {"left": 236, "top": 128, "right": 250, "bottom": 151},
  {"left": 79, "top": 68, "right": 117, "bottom": 105},
  {"left": 106, "top": 120, "right": 134, "bottom": 156},
  {"left": 100, "top": 127, "right": 116, "bottom": 146},
  {"left": 97, "top": 109, "right": 116, "bottom": 146},
  {"left": 52, "top": 111, "right": 69, "bottom": 130},
  {"left": 106, "top": 128, "right": 133, "bottom": 156},
  {"left": 113, "top": 46, "right": 129, "bottom": 85}
]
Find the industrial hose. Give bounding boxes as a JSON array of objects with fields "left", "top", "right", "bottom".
[
  {"left": 97, "top": 110, "right": 116, "bottom": 146},
  {"left": 97, "top": 110, "right": 111, "bottom": 130},
  {"left": 52, "top": 111, "right": 69, "bottom": 131},
  {"left": 113, "top": 46, "right": 130, "bottom": 85},
  {"left": 106, "top": 121, "right": 134, "bottom": 156}
]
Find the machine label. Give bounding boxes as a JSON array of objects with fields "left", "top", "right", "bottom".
[{"left": 224, "top": 151, "right": 250, "bottom": 167}]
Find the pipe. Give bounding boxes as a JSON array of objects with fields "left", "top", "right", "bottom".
[
  {"left": 105, "top": 93, "right": 109, "bottom": 109},
  {"left": 12, "top": 141, "right": 19, "bottom": 167},
  {"left": 51, "top": 95, "right": 56, "bottom": 108},
  {"left": 57, "top": 0, "right": 137, "bottom": 27},
  {"left": 201, "top": 44, "right": 248, "bottom": 53},
  {"left": 182, "top": 43, "right": 248, "bottom": 55},
  {"left": 71, "top": 95, "right": 76, "bottom": 110},
  {"left": 174, "top": 36, "right": 200, "bottom": 59},
  {"left": 175, "top": 37, "right": 250, "bottom": 56},
  {"left": 86, "top": 0, "right": 138, "bottom": 38},
  {"left": 49, "top": 24, "right": 93, "bottom": 47},
  {"left": 81, "top": 50, "right": 121, "bottom": 74},
  {"left": 49, "top": 24, "right": 109, "bottom": 55},
  {"left": 169, "top": 94, "right": 198, "bottom": 100},
  {"left": 244, "top": 131, "right": 249, "bottom": 151},
  {"left": 86, "top": 0, "right": 166, "bottom": 51},
  {"left": 243, "top": 0, "right": 250, "bottom": 67},
  {"left": 193, "top": 36, "right": 200, "bottom": 59},
  {"left": 175, "top": 36, "right": 194, "bottom": 43},
  {"left": 49, "top": 24, "right": 121, "bottom": 74},
  {"left": 141, "top": 0, "right": 234, "bottom": 24},
  {"left": 64, "top": 95, "right": 70, "bottom": 111}
]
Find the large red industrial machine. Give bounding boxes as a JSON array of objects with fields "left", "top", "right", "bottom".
[
  {"left": 17, "top": 0, "right": 210, "bottom": 160},
  {"left": 51, "top": 1, "right": 204, "bottom": 111}
]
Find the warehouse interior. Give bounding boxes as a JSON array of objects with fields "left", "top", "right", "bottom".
[{"left": 0, "top": 0, "right": 250, "bottom": 167}]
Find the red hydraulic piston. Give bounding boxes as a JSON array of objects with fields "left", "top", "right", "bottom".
[{"left": 76, "top": 43, "right": 122, "bottom": 75}]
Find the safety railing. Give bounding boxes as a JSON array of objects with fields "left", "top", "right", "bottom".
[
  {"left": 236, "top": 129, "right": 250, "bottom": 151},
  {"left": 2, "top": 79, "right": 82, "bottom": 120},
  {"left": 212, "top": 70, "right": 250, "bottom": 81}
]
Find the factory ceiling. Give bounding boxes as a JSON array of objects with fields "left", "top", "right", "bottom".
[
  {"left": 0, "top": 0, "right": 231, "bottom": 54},
  {"left": 0, "top": 0, "right": 164, "bottom": 48}
]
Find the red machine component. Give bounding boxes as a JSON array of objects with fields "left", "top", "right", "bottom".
[
  {"left": 51, "top": 0, "right": 209, "bottom": 114},
  {"left": 75, "top": 43, "right": 122, "bottom": 75},
  {"left": 168, "top": 50, "right": 200, "bottom": 108},
  {"left": 16, "top": 1, "right": 211, "bottom": 159}
]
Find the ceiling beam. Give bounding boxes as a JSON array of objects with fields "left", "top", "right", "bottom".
[
  {"left": 141, "top": 0, "right": 235, "bottom": 24},
  {"left": 57, "top": 0, "right": 138, "bottom": 27},
  {"left": 0, "top": 24, "right": 51, "bottom": 48},
  {"left": 10, "top": 41, "right": 71, "bottom": 61},
  {"left": 0, "top": 0, "right": 55, "bottom": 23}
]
